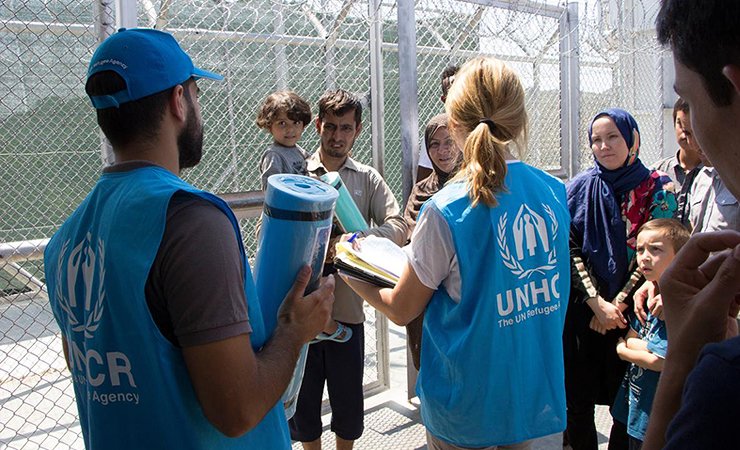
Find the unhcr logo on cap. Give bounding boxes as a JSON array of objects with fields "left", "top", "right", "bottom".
[{"left": 86, "top": 28, "right": 222, "bottom": 109}]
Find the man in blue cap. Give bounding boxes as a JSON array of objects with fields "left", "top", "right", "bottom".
[{"left": 43, "top": 28, "right": 334, "bottom": 449}]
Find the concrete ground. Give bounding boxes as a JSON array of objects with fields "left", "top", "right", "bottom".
[
  {"left": 1, "top": 296, "right": 613, "bottom": 450},
  {"left": 292, "top": 322, "right": 614, "bottom": 450}
]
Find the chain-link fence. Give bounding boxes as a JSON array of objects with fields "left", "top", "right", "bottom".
[
  {"left": 2, "top": 0, "right": 669, "bottom": 448},
  {"left": 577, "top": 0, "right": 669, "bottom": 169}
]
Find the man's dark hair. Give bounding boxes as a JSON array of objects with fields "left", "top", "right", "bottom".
[
  {"left": 85, "top": 72, "right": 191, "bottom": 148},
  {"left": 318, "top": 89, "right": 362, "bottom": 125},
  {"left": 441, "top": 65, "right": 459, "bottom": 96},
  {"left": 657, "top": 0, "right": 740, "bottom": 107},
  {"left": 672, "top": 97, "right": 690, "bottom": 123}
]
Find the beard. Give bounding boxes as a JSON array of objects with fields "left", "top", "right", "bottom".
[
  {"left": 178, "top": 102, "right": 203, "bottom": 170},
  {"left": 322, "top": 145, "right": 349, "bottom": 159},
  {"left": 321, "top": 136, "right": 354, "bottom": 159}
]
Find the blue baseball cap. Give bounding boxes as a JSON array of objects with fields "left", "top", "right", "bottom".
[{"left": 87, "top": 28, "right": 222, "bottom": 109}]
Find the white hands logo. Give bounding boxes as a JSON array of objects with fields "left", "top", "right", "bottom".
[
  {"left": 498, "top": 204, "right": 558, "bottom": 279},
  {"left": 56, "top": 232, "right": 107, "bottom": 338}
]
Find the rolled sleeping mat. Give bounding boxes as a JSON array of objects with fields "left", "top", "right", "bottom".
[
  {"left": 320, "top": 171, "right": 369, "bottom": 233},
  {"left": 253, "top": 174, "right": 338, "bottom": 419}
]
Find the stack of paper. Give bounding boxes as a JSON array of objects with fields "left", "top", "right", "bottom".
[{"left": 334, "top": 236, "right": 407, "bottom": 288}]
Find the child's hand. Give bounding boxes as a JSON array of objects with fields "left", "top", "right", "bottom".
[{"left": 648, "top": 294, "right": 664, "bottom": 320}]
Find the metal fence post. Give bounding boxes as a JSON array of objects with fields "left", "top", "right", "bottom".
[
  {"left": 398, "top": 0, "right": 418, "bottom": 209},
  {"left": 93, "top": 0, "right": 116, "bottom": 167},
  {"left": 397, "top": 0, "right": 420, "bottom": 399},
  {"left": 368, "top": 0, "right": 390, "bottom": 393},
  {"left": 368, "top": 0, "right": 385, "bottom": 176},
  {"left": 273, "top": 4, "right": 288, "bottom": 92},
  {"left": 559, "top": 1, "right": 579, "bottom": 179},
  {"left": 93, "top": 0, "right": 137, "bottom": 168},
  {"left": 115, "top": 0, "right": 137, "bottom": 29}
]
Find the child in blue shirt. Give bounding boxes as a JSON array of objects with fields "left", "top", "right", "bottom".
[{"left": 611, "top": 218, "right": 690, "bottom": 450}]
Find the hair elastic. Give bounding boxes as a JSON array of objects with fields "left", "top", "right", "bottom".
[{"left": 479, "top": 118, "right": 496, "bottom": 133}]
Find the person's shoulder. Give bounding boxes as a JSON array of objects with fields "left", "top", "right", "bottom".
[
  {"left": 260, "top": 146, "right": 286, "bottom": 163},
  {"left": 347, "top": 156, "right": 373, "bottom": 172},
  {"left": 349, "top": 158, "right": 387, "bottom": 185},
  {"left": 699, "top": 335, "right": 740, "bottom": 366},
  {"left": 651, "top": 155, "right": 675, "bottom": 171},
  {"left": 512, "top": 162, "right": 566, "bottom": 192},
  {"left": 429, "top": 181, "right": 467, "bottom": 210},
  {"left": 566, "top": 167, "right": 597, "bottom": 194},
  {"left": 167, "top": 191, "right": 232, "bottom": 228},
  {"left": 295, "top": 144, "right": 309, "bottom": 159}
]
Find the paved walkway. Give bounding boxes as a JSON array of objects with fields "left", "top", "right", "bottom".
[
  {"left": 292, "top": 323, "right": 615, "bottom": 450},
  {"left": 1, "top": 296, "right": 614, "bottom": 450}
]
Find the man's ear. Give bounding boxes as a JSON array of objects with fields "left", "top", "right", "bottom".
[
  {"left": 354, "top": 121, "right": 362, "bottom": 139},
  {"left": 169, "top": 84, "right": 187, "bottom": 124},
  {"left": 315, "top": 117, "right": 321, "bottom": 134},
  {"left": 723, "top": 65, "right": 740, "bottom": 99}
]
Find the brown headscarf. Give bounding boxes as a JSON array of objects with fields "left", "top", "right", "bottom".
[
  {"left": 403, "top": 113, "right": 459, "bottom": 236},
  {"left": 403, "top": 113, "right": 460, "bottom": 371}
]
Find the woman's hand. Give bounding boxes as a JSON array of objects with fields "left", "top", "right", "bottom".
[
  {"left": 587, "top": 296, "right": 628, "bottom": 330},
  {"left": 634, "top": 282, "right": 656, "bottom": 325},
  {"left": 589, "top": 316, "right": 608, "bottom": 335}
]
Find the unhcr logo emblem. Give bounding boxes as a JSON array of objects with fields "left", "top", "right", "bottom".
[
  {"left": 56, "top": 232, "right": 107, "bottom": 338},
  {"left": 497, "top": 204, "right": 558, "bottom": 279}
]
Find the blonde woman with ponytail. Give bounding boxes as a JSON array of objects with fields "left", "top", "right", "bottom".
[{"left": 342, "top": 57, "right": 571, "bottom": 449}]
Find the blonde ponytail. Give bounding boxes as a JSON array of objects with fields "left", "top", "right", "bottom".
[{"left": 446, "top": 57, "right": 528, "bottom": 208}]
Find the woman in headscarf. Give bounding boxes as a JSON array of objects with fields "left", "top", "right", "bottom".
[
  {"left": 404, "top": 113, "right": 461, "bottom": 232},
  {"left": 564, "top": 109, "right": 676, "bottom": 450},
  {"left": 403, "top": 113, "right": 462, "bottom": 371}
]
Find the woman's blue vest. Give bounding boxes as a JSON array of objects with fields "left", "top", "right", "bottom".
[
  {"left": 44, "top": 166, "right": 290, "bottom": 449},
  {"left": 417, "top": 162, "right": 570, "bottom": 447}
]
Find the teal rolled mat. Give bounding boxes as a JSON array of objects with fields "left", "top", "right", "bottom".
[{"left": 320, "top": 172, "right": 369, "bottom": 233}]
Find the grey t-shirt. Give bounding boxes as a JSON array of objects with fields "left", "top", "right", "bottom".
[
  {"left": 105, "top": 162, "right": 251, "bottom": 347},
  {"left": 260, "top": 143, "right": 309, "bottom": 190}
]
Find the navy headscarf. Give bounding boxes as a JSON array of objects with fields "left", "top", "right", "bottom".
[{"left": 567, "top": 109, "right": 651, "bottom": 299}]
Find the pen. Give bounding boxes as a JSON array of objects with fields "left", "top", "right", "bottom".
[{"left": 348, "top": 232, "right": 359, "bottom": 243}]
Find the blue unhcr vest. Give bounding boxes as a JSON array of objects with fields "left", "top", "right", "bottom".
[
  {"left": 417, "top": 162, "right": 570, "bottom": 447},
  {"left": 44, "top": 166, "right": 290, "bottom": 449}
]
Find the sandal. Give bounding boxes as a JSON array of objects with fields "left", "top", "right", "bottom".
[{"left": 310, "top": 323, "right": 353, "bottom": 344}]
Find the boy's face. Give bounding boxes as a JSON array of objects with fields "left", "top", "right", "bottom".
[
  {"left": 269, "top": 111, "right": 305, "bottom": 148},
  {"left": 316, "top": 110, "right": 362, "bottom": 159},
  {"left": 636, "top": 230, "right": 676, "bottom": 282}
]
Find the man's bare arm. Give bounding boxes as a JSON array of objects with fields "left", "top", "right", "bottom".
[{"left": 183, "top": 267, "right": 334, "bottom": 438}]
